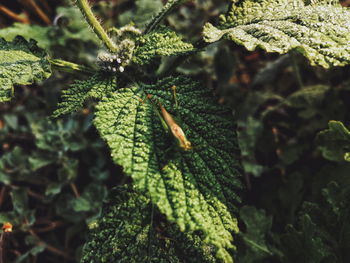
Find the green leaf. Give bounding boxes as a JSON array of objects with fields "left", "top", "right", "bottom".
[
  {"left": 144, "top": 0, "right": 189, "bottom": 34},
  {"left": 316, "top": 120, "right": 350, "bottom": 162},
  {"left": 72, "top": 197, "right": 91, "bottom": 212},
  {"left": 82, "top": 186, "right": 216, "bottom": 263},
  {"left": 282, "top": 214, "right": 332, "bottom": 263},
  {"left": 345, "top": 152, "right": 350, "bottom": 162},
  {"left": 31, "top": 118, "right": 89, "bottom": 152},
  {"left": 240, "top": 207, "right": 273, "bottom": 256},
  {"left": 0, "top": 23, "right": 50, "bottom": 50},
  {"left": 203, "top": 0, "right": 350, "bottom": 68},
  {"left": 134, "top": 0, "right": 164, "bottom": 26},
  {"left": 286, "top": 85, "right": 330, "bottom": 109},
  {"left": 54, "top": 6, "right": 99, "bottom": 45},
  {"left": 29, "top": 157, "right": 53, "bottom": 171},
  {"left": 58, "top": 159, "right": 78, "bottom": 182},
  {"left": 0, "top": 36, "right": 51, "bottom": 102},
  {"left": 133, "top": 26, "right": 194, "bottom": 65},
  {"left": 45, "top": 182, "right": 64, "bottom": 196},
  {"left": 238, "top": 117, "right": 264, "bottom": 177},
  {"left": 10, "top": 188, "right": 36, "bottom": 226},
  {"left": 55, "top": 193, "right": 85, "bottom": 222},
  {"left": 0, "top": 211, "right": 20, "bottom": 226},
  {"left": 94, "top": 76, "right": 243, "bottom": 262},
  {"left": 15, "top": 245, "right": 46, "bottom": 263},
  {"left": 119, "top": 0, "right": 164, "bottom": 27},
  {"left": 281, "top": 181, "right": 350, "bottom": 262},
  {"left": 11, "top": 188, "right": 29, "bottom": 215},
  {"left": 53, "top": 74, "right": 117, "bottom": 117},
  {"left": 238, "top": 206, "right": 276, "bottom": 263},
  {"left": 72, "top": 183, "right": 107, "bottom": 212},
  {"left": 0, "top": 7, "right": 99, "bottom": 51},
  {"left": 0, "top": 147, "right": 29, "bottom": 184},
  {"left": 3, "top": 114, "right": 18, "bottom": 129}
]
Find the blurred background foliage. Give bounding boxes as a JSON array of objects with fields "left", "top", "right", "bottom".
[{"left": 1, "top": 0, "right": 350, "bottom": 262}]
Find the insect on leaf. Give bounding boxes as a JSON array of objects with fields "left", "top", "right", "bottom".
[{"left": 94, "top": 76, "right": 243, "bottom": 262}]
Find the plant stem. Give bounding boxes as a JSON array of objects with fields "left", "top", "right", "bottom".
[
  {"left": 48, "top": 59, "right": 94, "bottom": 74},
  {"left": 144, "top": 0, "right": 188, "bottom": 34},
  {"left": 0, "top": 5, "right": 29, "bottom": 24},
  {"left": 290, "top": 51, "right": 303, "bottom": 88},
  {"left": 0, "top": 186, "right": 7, "bottom": 209},
  {"left": 26, "top": 219, "right": 73, "bottom": 260},
  {"left": 75, "top": 0, "right": 117, "bottom": 52},
  {"left": 0, "top": 232, "right": 4, "bottom": 263},
  {"left": 70, "top": 183, "right": 80, "bottom": 198},
  {"left": 26, "top": 0, "right": 51, "bottom": 25}
]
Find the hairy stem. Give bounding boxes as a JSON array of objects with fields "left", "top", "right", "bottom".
[
  {"left": 75, "top": 0, "right": 117, "bottom": 52},
  {"left": 48, "top": 59, "right": 94, "bottom": 74},
  {"left": 144, "top": 0, "right": 188, "bottom": 34},
  {"left": 290, "top": 51, "right": 304, "bottom": 88}
]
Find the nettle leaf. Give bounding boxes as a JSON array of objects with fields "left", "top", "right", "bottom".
[
  {"left": 144, "top": 0, "right": 189, "bottom": 34},
  {"left": 133, "top": 27, "right": 194, "bottom": 65},
  {"left": 281, "top": 181, "right": 350, "bottom": 262},
  {"left": 82, "top": 186, "right": 216, "bottom": 263},
  {"left": 136, "top": 0, "right": 164, "bottom": 23},
  {"left": 316, "top": 120, "right": 350, "bottom": 162},
  {"left": 53, "top": 74, "right": 117, "bottom": 117},
  {"left": 238, "top": 206, "right": 274, "bottom": 263},
  {"left": 14, "top": 245, "right": 46, "bottom": 263},
  {"left": 55, "top": 6, "right": 99, "bottom": 45},
  {"left": 282, "top": 214, "right": 332, "bottom": 263},
  {"left": 203, "top": 0, "right": 350, "bottom": 68},
  {"left": 0, "top": 36, "right": 51, "bottom": 102},
  {"left": 286, "top": 85, "right": 330, "bottom": 109},
  {"left": 94, "top": 76, "right": 243, "bottom": 262},
  {"left": 0, "top": 23, "right": 50, "bottom": 50},
  {"left": 0, "top": 7, "right": 99, "bottom": 51}
]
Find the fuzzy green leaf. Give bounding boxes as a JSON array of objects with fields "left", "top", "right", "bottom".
[
  {"left": 133, "top": 27, "right": 194, "bottom": 65},
  {"left": 0, "top": 23, "right": 50, "bottom": 50},
  {"left": 282, "top": 214, "right": 332, "bottom": 263},
  {"left": 135, "top": 0, "right": 164, "bottom": 24},
  {"left": 55, "top": 6, "right": 99, "bottom": 45},
  {"left": 203, "top": 0, "right": 350, "bottom": 68},
  {"left": 94, "top": 76, "right": 243, "bottom": 262},
  {"left": 0, "top": 36, "right": 51, "bottom": 102},
  {"left": 281, "top": 181, "right": 350, "bottom": 262},
  {"left": 286, "top": 85, "right": 330, "bottom": 109},
  {"left": 144, "top": 0, "right": 189, "bottom": 34},
  {"left": 82, "top": 186, "right": 217, "bottom": 263},
  {"left": 0, "top": 7, "right": 99, "bottom": 51},
  {"left": 238, "top": 206, "right": 274, "bottom": 262},
  {"left": 53, "top": 74, "right": 117, "bottom": 117},
  {"left": 316, "top": 120, "right": 350, "bottom": 162}
]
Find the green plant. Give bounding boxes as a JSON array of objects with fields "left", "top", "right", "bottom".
[{"left": 1, "top": 0, "right": 350, "bottom": 262}]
